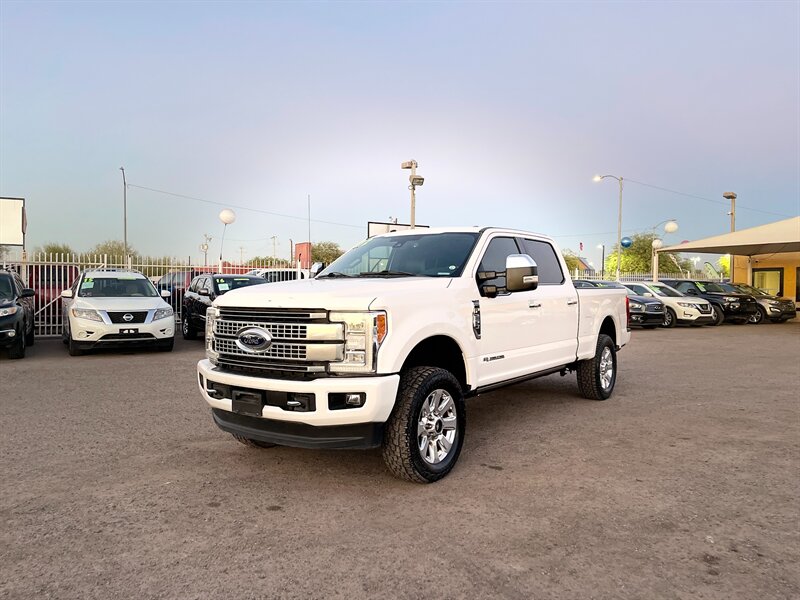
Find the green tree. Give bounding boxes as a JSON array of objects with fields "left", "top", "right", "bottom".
[
  {"left": 87, "top": 240, "right": 138, "bottom": 261},
  {"left": 36, "top": 242, "right": 76, "bottom": 256},
  {"left": 604, "top": 232, "right": 692, "bottom": 274},
  {"left": 312, "top": 241, "right": 344, "bottom": 264},
  {"left": 562, "top": 249, "right": 582, "bottom": 273},
  {"left": 716, "top": 255, "right": 730, "bottom": 277}
]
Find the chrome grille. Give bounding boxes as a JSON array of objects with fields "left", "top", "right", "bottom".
[
  {"left": 645, "top": 303, "right": 664, "bottom": 313},
  {"left": 214, "top": 338, "right": 307, "bottom": 359},
  {"left": 697, "top": 304, "right": 711, "bottom": 314},
  {"left": 215, "top": 320, "right": 307, "bottom": 339}
]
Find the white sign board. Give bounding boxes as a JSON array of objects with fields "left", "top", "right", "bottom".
[
  {"left": 367, "top": 221, "right": 429, "bottom": 238},
  {"left": 0, "top": 197, "right": 26, "bottom": 246}
]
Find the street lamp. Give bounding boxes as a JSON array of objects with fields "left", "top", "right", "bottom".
[
  {"left": 401, "top": 160, "right": 424, "bottom": 228},
  {"left": 218, "top": 209, "right": 236, "bottom": 266},
  {"left": 119, "top": 167, "right": 128, "bottom": 258},
  {"left": 593, "top": 174, "right": 623, "bottom": 280},
  {"left": 650, "top": 219, "right": 679, "bottom": 280}
]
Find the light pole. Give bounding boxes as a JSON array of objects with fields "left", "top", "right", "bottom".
[
  {"left": 723, "top": 192, "right": 737, "bottom": 281},
  {"left": 271, "top": 235, "right": 278, "bottom": 262},
  {"left": 596, "top": 244, "right": 605, "bottom": 278},
  {"left": 650, "top": 219, "right": 679, "bottom": 280},
  {"left": 119, "top": 167, "right": 128, "bottom": 257},
  {"left": 593, "top": 174, "right": 623, "bottom": 280},
  {"left": 401, "top": 160, "right": 424, "bottom": 228},
  {"left": 218, "top": 209, "right": 236, "bottom": 268}
]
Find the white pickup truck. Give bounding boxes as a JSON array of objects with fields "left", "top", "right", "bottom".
[{"left": 197, "top": 227, "right": 631, "bottom": 483}]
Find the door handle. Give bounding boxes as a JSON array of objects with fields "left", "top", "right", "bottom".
[
  {"left": 567, "top": 299, "right": 578, "bottom": 306},
  {"left": 529, "top": 301, "right": 542, "bottom": 309}
]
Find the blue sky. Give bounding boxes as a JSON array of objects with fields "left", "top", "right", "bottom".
[{"left": 1, "top": 1, "right": 798, "bottom": 266}]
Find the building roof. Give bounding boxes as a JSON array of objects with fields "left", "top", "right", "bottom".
[{"left": 659, "top": 216, "right": 800, "bottom": 256}]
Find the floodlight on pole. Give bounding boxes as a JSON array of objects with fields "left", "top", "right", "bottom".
[
  {"left": 218, "top": 209, "right": 236, "bottom": 263},
  {"left": 650, "top": 219, "right": 679, "bottom": 280},
  {"left": 592, "top": 174, "right": 623, "bottom": 280},
  {"left": 402, "top": 159, "right": 424, "bottom": 228}
]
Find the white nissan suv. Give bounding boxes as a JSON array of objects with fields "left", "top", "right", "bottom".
[{"left": 61, "top": 269, "right": 175, "bottom": 355}]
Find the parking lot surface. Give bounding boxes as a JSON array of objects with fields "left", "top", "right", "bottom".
[{"left": 2, "top": 322, "right": 799, "bottom": 599}]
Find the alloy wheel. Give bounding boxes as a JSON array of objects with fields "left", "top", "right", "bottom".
[{"left": 417, "top": 389, "right": 458, "bottom": 465}]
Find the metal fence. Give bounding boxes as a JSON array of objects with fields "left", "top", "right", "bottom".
[
  {"left": 2, "top": 253, "right": 305, "bottom": 337},
  {"left": 571, "top": 270, "right": 714, "bottom": 281}
]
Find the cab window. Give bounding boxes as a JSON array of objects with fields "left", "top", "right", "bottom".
[{"left": 477, "top": 237, "right": 520, "bottom": 294}]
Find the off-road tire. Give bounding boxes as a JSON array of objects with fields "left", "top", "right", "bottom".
[
  {"left": 709, "top": 305, "right": 724, "bottom": 326},
  {"left": 662, "top": 308, "right": 676, "bottom": 328},
  {"left": 8, "top": 331, "right": 25, "bottom": 359},
  {"left": 231, "top": 433, "right": 277, "bottom": 449},
  {"left": 749, "top": 306, "right": 766, "bottom": 324},
  {"left": 577, "top": 334, "right": 616, "bottom": 401},
  {"left": 182, "top": 314, "right": 198, "bottom": 340},
  {"left": 382, "top": 366, "right": 466, "bottom": 483}
]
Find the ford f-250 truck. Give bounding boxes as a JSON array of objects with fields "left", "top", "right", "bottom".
[{"left": 197, "top": 227, "right": 631, "bottom": 483}]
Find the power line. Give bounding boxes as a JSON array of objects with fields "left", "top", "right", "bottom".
[
  {"left": 625, "top": 178, "right": 793, "bottom": 218},
  {"left": 126, "top": 183, "right": 363, "bottom": 229}
]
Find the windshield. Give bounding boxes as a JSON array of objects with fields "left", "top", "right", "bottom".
[
  {"left": 0, "top": 276, "right": 14, "bottom": 300},
  {"left": 651, "top": 283, "right": 683, "bottom": 297},
  {"left": 319, "top": 232, "right": 480, "bottom": 278},
  {"left": 733, "top": 283, "right": 768, "bottom": 296},
  {"left": 695, "top": 281, "right": 726, "bottom": 293},
  {"left": 78, "top": 276, "right": 158, "bottom": 297},
  {"left": 592, "top": 281, "right": 626, "bottom": 289},
  {"left": 717, "top": 283, "right": 741, "bottom": 294},
  {"left": 214, "top": 277, "right": 263, "bottom": 295}
]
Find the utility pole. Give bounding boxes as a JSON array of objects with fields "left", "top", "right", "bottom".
[
  {"left": 723, "top": 192, "right": 738, "bottom": 282},
  {"left": 401, "top": 160, "right": 424, "bottom": 228},
  {"left": 239, "top": 246, "right": 245, "bottom": 265},
  {"left": 270, "top": 235, "right": 278, "bottom": 261},
  {"left": 119, "top": 167, "right": 127, "bottom": 256}
]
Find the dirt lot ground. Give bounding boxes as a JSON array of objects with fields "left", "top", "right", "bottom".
[{"left": 1, "top": 321, "right": 798, "bottom": 599}]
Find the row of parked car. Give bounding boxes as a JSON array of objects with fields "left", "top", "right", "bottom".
[
  {"left": 1, "top": 266, "right": 796, "bottom": 360},
  {"left": 574, "top": 279, "right": 796, "bottom": 328}
]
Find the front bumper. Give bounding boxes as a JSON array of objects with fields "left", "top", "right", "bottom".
[
  {"left": 765, "top": 303, "right": 796, "bottom": 320},
  {"left": 721, "top": 303, "right": 758, "bottom": 320},
  {"left": 197, "top": 359, "right": 400, "bottom": 447},
  {"left": 69, "top": 315, "right": 174, "bottom": 347},
  {"left": 629, "top": 312, "right": 664, "bottom": 326},
  {"left": 0, "top": 315, "right": 21, "bottom": 347}
]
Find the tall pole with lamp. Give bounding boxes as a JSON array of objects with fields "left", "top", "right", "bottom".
[
  {"left": 119, "top": 167, "right": 128, "bottom": 262},
  {"left": 218, "top": 209, "right": 236, "bottom": 272},
  {"left": 650, "top": 219, "right": 679, "bottom": 280},
  {"left": 593, "top": 174, "right": 623, "bottom": 280},
  {"left": 402, "top": 160, "right": 424, "bottom": 228}
]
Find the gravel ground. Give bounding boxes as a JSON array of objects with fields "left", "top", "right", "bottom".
[{"left": 1, "top": 321, "right": 798, "bottom": 599}]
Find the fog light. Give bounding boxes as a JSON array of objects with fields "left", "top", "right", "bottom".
[
  {"left": 346, "top": 393, "right": 365, "bottom": 407},
  {"left": 329, "top": 392, "right": 366, "bottom": 410},
  {"left": 7, "top": 330, "right": 15, "bottom": 337}
]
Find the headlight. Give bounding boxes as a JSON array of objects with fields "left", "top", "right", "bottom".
[
  {"left": 0, "top": 306, "right": 18, "bottom": 317},
  {"left": 722, "top": 296, "right": 739, "bottom": 302},
  {"left": 153, "top": 306, "right": 174, "bottom": 321},
  {"left": 677, "top": 302, "right": 696, "bottom": 308},
  {"left": 72, "top": 308, "right": 103, "bottom": 322},
  {"left": 329, "top": 311, "right": 387, "bottom": 373},
  {"left": 205, "top": 307, "right": 219, "bottom": 365},
  {"left": 768, "top": 300, "right": 781, "bottom": 306},
  {"left": 629, "top": 302, "right": 644, "bottom": 311}
]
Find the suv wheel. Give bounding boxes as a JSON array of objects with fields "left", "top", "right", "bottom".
[
  {"left": 709, "top": 305, "right": 724, "bottom": 326},
  {"left": 383, "top": 367, "right": 465, "bottom": 483},
  {"left": 748, "top": 306, "right": 766, "bottom": 324},
  {"left": 24, "top": 321, "right": 35, "bottom": 346},
  {"left": 182, "top": 314, "right": 197, "bottom": 340},
  {"left": 577, "top": 334, "right": 616, "bottom": 400},
  {"left": 8, "top": 330, "right": 25, "bottom": 359},
  {"left": 662, "top": 307, "right": 676, "bottom": 328}
]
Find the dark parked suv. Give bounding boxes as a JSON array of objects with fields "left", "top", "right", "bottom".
[
  {"left": 661, "top": 279, "right": 758, "bottom": 325},
  {"left": 0, "top": 269, "right": 36, "bottom": 359},
  {"left": 725, "top": 283, "right": 796, "bottom": 324},
  {"left": 182, "top": 274, "right": 265, "bottom": 339},
  {"left": 573, "top": 279, "right": 665, "bottom": 328}
]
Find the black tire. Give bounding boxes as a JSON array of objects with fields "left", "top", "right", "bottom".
[
  {"left": 231, "top": 433, "right": 276, "bottom": 448},
  {"left": 8, "top": 331, "right": 25, "bottom": 359},
  {"left": 181, "top": 313, "right": 197, "bottom": 340},
  {"left": 662, "top": 307, "right": 676, "bottom": 328},
  {"left": 382, "top": 366, "right": 466, "bottom": 483},
  {"left": 157, "top": 338, "right": 175, "bottom": 352},
  {"left": 24, "top": 321, "right": 35, "bottom": 346},
  {"left": 577, "top": 334, "right": 616, "bottom": 401},
  {"left": 748, "top": 306, "right": 766, "bottom": 324},
  {"left": 709, "top": 304, "right": 724, "bottom": 326},
  {"left": 68, "top": 335, "right": 84, "bottom": 356}
]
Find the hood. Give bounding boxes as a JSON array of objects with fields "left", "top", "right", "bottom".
[
  {"left": 629, "top": 294, "right": 662, "bottom": 305},
  {"left": 73, "top": 296, "right": 170, "bottom": 311},
  {"left": 214, "top": 277, "right": 454, "bottom": 311},
  {"left": 706, "top": 291, "right": 753, "bottom": 299}
]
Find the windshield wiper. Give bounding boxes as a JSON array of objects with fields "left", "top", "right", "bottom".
[
  {"left": 317, "top": 271, "right": 353, "bottom": 278},
  {"left": 357, "top": 270, "right": 415, "bottom": 278}
]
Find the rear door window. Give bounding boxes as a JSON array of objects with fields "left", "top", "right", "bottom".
[{"left": 519, "top": 239, "right": 565, "bottom": 284}]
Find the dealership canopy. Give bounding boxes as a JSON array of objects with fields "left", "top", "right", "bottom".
[{"left": 659, "top": 216, "right": 800, "bottom": 256}]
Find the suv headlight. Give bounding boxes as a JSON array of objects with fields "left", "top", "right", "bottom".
[
  {"left": 768, "top": 300, "right": 781, "bottom": 306},
  {"left": 629, "top": 302, "right": 644, "bottom": 311},
  {"left": 0, "top": 306, "right": 18, "bottom": 317},
  {"left": 153, "top": 306, "right": 174, "bottom": 321},
  {"left": 677, "top": 302, "right": 696, "bottom": 308},
  {"left": 72, "top": 308, "right": 103, "bottom": 322},
  {"left": 205, "top": 307, "right": 219, "bottom": 365},
  {"left": 722, "top": 296, "right": 739, "bottom": 302},
  {"left": 329, "top": 311, "right": 387, "bottom": 373}
]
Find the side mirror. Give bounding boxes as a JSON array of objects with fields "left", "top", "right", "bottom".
[
  {"left": 20, "top": 288, "right": 36, "bottom": 298},
  {"left": 506, "top": 254, "right": 539, "bottom": 292},
  {"left": 643, "top": 292, "right": 653, "bottom": 297},
  {"left": 160, "top": 289, "right": 171, "bottom": 298},
  {"left": 61, "top": 289, "right": 74, "bottom": 298},
  {"left": 685, "top": 289, "right": 698, "bottom": 295},
  {"left": 199, "top": 288, "right": 210, "bottom": 297},
  {"left": 310, "top": 262, "right": 325, "bottom": 276}
]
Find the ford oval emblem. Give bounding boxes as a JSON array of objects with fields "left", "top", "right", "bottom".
[{"left": 235, "top": 327, "right": 272, "bottom": 353}]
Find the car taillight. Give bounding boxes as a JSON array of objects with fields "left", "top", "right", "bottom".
[{"left": 626, "top": 296, "right": 631, "bottom": 326}]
